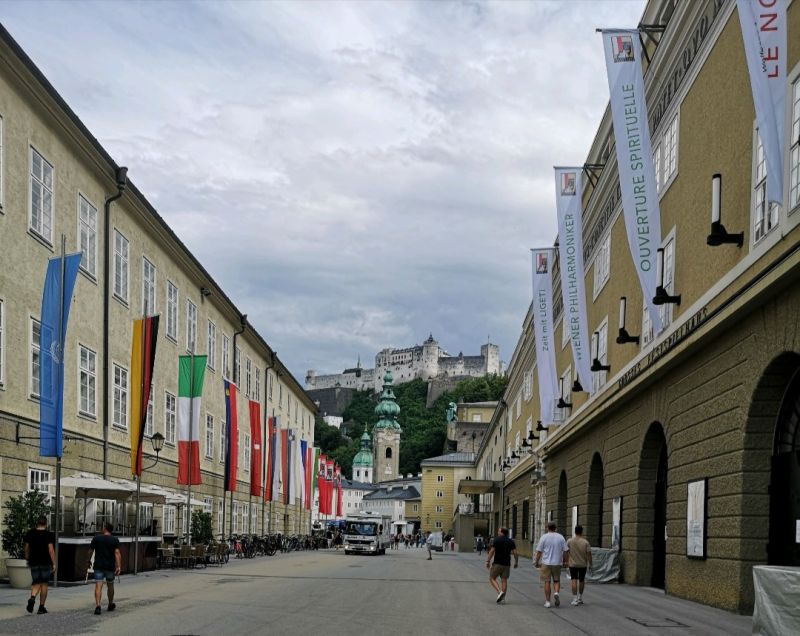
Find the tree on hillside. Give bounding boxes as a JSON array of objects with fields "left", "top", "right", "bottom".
[{"left": 317, "top": 374, "right": 508, "bottom": 479}]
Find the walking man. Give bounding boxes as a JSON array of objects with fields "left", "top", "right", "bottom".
[
  {"left": 88, "top": 522, "right": 121, "bottom": 615},
  {"left": 485, "top": 527, "right": 518, "bottom": 603},
  {"left": 567, "top": 525, "right": 593, "bottom": 605},
  {"left": 476, "top": 535, "right": 485, "bottom": 555},
  {"left": 533, "top": 521, "right": 568, "bottom": 608},
  {"left": 23, "top": 516, "right": 56, "bottom": 614},
  {"left": 425, "top": 530, "right": 433, "bottom": 560}
]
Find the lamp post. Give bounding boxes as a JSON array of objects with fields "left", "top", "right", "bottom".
[{"left": 134, "top": 432, "right": 164, "bottom": 575}]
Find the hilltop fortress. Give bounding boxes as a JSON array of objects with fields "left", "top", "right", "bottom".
[{"left": 305, "top": 334, "right": 501, "bottom": 392}]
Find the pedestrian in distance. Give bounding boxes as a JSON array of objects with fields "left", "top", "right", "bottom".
[
  {"left": 425, "top": 530, "right": 433, "bottom": 560},
  {"left": 23, "top": 515, "right": 56, "bottom": 615},
  {"left": 476, "top": 535, "right": 485, "bottom": 555},
  {"left": 88, "top": 522, "right": 121, "bottom": 615},
  {"left": 533, "top": 521, "right": 568, "bottom": 608},
  {"left": 567, "top": 525, "right": 593, "bottom": 605},
  {"left": 485, "top": 527, "right": 518, "bottom": 604}
]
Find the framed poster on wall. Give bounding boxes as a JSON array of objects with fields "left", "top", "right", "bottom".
[
  {"left": 687, "top": 479, "right": 707, "bottom": 559},
  {"left": 571, "top": 505, "right": 578, "bottom": 536},
  {"left": 611, "top": 496, "right": 622, "bottom": 551}
]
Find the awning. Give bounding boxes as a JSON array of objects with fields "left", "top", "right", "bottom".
[
  {"left": 457, "top": 479, "right": 498, "bottom": 495},
  {"left": 140, "top": 485, "right": 205, "bottom": 507},
  {"left": 44, "top": 472, "right": 135, "bottom": 499}
]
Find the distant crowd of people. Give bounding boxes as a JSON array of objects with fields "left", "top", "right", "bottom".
[{"left": 391, "top": 532, "right": 425, "bottom": 548}]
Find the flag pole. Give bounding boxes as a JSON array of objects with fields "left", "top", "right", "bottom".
[
  {"left": 53, "top": 234, "right": 66, "bottom": 588},
  {"left": 260, "top": 381, "right": 267, "bottom": 534},
  {"left": 187, "top": 341, "right": 194, "bottom": 545},
  {"left": 134, "top": 314, "right": 146, "bottom": 574}
]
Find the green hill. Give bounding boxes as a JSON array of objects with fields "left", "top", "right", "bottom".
[{"left": 313, "top": 374, "right": 507, "bottom": 478}]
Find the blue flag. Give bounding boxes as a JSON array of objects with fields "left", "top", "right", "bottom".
[{"left": 39, "top": 253, "right": 81, "bottom": 457}]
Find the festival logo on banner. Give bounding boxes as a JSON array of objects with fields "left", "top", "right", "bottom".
[
  {"left": 612, "top": 35, "right": 634, "bottom": 62},
  {"left": 561, "top": 171, "right": 577, "bottom": 196},
  {"left": 601, "top": 28, "right": 662, "bottom": 334},
  {"left": 554, "top": 167, "right": 593, "bottom": 394}
]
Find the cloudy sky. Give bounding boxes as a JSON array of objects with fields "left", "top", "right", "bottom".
[{"left": 3, "top": 0, "right": 645, "bottom": 382}]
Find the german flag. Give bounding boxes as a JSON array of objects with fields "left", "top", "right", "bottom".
[{"left": 130, "top": 316, "right": 159, "bottom": 476}]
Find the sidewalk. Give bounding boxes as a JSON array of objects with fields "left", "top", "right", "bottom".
[{"left": 456, "top": 550, "right": 752, "bottom": 635}]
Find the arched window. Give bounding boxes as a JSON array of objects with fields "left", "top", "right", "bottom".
[{"left": 385, "top": 448, "right": 392, "bottom": 459}]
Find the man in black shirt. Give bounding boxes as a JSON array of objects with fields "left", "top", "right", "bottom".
[
  {"left": 485, "top": 527, "right": 518, "bottom": 604},
  {"left": 89, "top": 522, "right": 121, "bottom": 615},
  {"left": 23, "top": 516, "right": 56, "bottom": 614}
]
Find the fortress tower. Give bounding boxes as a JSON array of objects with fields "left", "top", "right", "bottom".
[{"left": 421, "top": 334, "right": 440, "bottom": 380}]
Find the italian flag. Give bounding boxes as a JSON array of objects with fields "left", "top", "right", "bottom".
[{"left": 177, "top": 354, "right": 206, "bottom": 485}]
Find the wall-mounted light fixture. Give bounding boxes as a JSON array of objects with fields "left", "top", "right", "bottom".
[
  {"left": 591, "top": 331, "right": 611, "bottom": 372},
  {"left": 557, "top": 376, "right": 572, "bottom": 409},
  {"left": 653, "top": 248, "right": 681, "bottom": 305},
  {"left": 616, "top": 296, "right": 640, "bottom": 345},
  {"left": 200, "top": 287, "right": 212, "bottom": 298},
  {"left": 571, "top": 365, "right": 584, "bottom": 393},
  {"left": 706, "top": 173, "right": 743, "bottom": 247},
  {"left": 536, "top": 420, "right": 547, "bottom": 432}
]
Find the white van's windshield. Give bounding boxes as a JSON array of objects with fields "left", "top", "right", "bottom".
[{"left": 345, "top": 522, "right": 377, "bottom": 536}]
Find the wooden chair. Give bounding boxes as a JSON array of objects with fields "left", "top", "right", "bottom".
[
  {"left": 193, "top": 544, "right": 207, "bottom": 568},
  {"left": 175, "top": 544, "right": 194, "bottom": 568}
]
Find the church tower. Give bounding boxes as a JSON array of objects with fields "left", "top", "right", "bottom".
[
  {"left": 373, "top": 371, "right": 401, "bottom": 483},
  {"left": 352, "top": 425, "right": 374, "bottom": 483}
]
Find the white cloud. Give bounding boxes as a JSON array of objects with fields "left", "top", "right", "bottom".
[{"left": 1, "top": 0, "right": 646, "bottom": 379}]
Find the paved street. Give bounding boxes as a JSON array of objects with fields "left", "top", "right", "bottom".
[{"left": 0, "top": 549, "right": 751, "bottom": 636}]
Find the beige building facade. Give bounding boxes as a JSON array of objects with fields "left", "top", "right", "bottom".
[
  {"left": 471, "top": 0, "right": 800, "bottom": 614},
  {"left": 419, "top": 453, "right": 475, "bottom": 535},
  {"left": 0, "top": 25, "right": 316, "bottom": 574}
]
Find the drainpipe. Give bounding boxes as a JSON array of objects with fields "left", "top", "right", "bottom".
[
  {"left": 102, "top": 166, "right": 128, "bottom": 479},
  {"left": 230, "top": 313, "right": 247, "bottom": 537},
  {"left": 261, "top": 352, "right": 274, "bottom": 534},
  {"left": 499, "top": 399, "right": 508, "bottom": 532}
]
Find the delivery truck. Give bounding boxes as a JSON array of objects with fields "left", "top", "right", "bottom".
[{"left": 343, "top": 512, "right": 392, "bottom": 555}]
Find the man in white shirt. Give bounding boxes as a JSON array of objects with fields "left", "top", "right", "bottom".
[
  {"left": 425, "top": 531, "right": 433, "bottom": 560},
  {"left": 533, "top": 522, "right": 568, "bottom": 608}
]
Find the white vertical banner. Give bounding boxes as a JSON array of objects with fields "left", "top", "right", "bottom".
[
  {"left": 531, "top": 249, "right": 559, "bottom": 427},
  {"left": 601, "top": 29, "right": 662, "bottom": 334},
  {"left": 737, "top": 0, "right": 787, "bottom": 206},
  {"left": 554, "top": 167, "right": 593, "bottom": 393}
]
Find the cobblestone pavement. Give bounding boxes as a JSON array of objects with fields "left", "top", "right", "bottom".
[{"left": 0, "top": 548, "right": 752, "bottom": 636}]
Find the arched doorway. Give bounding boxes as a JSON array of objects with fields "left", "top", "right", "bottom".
[
  {"left": 557, "top": 470, "right": 568, "bottom": 535},
  {"left": 587, "top": 453, "right": 604, "bottom": 547},
  {"left": 638, "top": 422, "right": 667, "bottom": 589},
  {"left": 769, "top": 365, "right": 800, "bottom": 566}
]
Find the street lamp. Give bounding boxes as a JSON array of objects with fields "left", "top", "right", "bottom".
[{"left": 134, "top": 432, "right": 164, "bottom": 575}]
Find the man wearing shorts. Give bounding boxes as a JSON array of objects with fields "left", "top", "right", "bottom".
[
  {"left": 534, "top": 521, "right": 568, "bottom": 608},
  {"left": 89, "top": 522, "right": 121, "bottom": 615},
  {"left": 485, "top": 527, "right": 518, "bottom": 603},
  {"left": 23, "top": 516, "right": 56, "bottom": 614},
  {"left": 425, "top": 531, "right": 433, "bottom": 560},
  {"left": 568, "top": 525, "right": 593, "bottom": 605}
]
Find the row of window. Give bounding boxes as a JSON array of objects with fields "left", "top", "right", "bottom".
[
  {"left": 1, "top": 134, "right": 297, "bottom": 407},
  {"left": 0, "top": 299, "right": 310, "bottom": 432}
]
